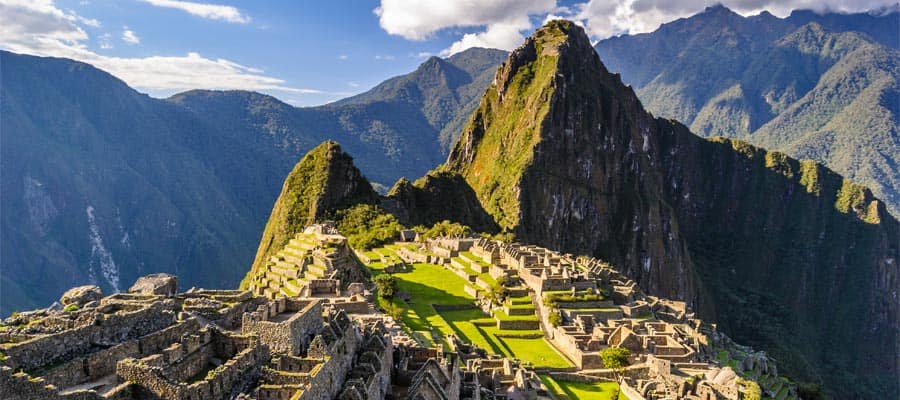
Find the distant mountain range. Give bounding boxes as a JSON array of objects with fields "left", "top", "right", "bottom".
[
  {"left": 595, "top": 4, "right": 900, "bottom": 215},
  {"left": 1, "top": 5, "right": 896, "bottom": 329}
]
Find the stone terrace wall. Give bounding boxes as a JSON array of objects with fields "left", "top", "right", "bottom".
[{"left": 2, "top": 300, "right": 176, "bottom": 372}]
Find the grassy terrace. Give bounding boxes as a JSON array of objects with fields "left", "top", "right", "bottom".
[
  {"left": 540, "top": 375, "right": 628, "bottom": 400},
  {"left": 364, "top": 246, "right": 571, "bottom": 369}
]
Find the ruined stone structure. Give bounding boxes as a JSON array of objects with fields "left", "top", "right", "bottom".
[
  {"left": 1, "top": 226, "right": 799, "bottom": 400},
  {"left": 246, "top": 223, "right": 367, "bottom": 300},
  {"left": 405, "top": 237, "right": 797, "bottom": 400}
]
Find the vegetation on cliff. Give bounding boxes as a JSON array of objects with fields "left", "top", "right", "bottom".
[{"left": 242, "top": 141, "right": 378, "bottom": 287}]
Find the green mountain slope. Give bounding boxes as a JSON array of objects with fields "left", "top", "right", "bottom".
[
  {"left": 441, "top": 21, "right": 899, "bottom": 399},
  {"left": 243, "top": 141, "right": 378, "bottom": 283},
  {"left": 595, "top": 5, "right": 900, "bottom": 215}
]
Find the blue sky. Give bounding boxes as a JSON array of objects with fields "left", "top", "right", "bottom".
[{"left": 2, "top": 0, "right": 895, "bottom": 106}]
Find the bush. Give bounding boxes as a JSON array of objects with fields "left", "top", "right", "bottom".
[
  {"left": 542, "top": 291, "right": 605, "bottom": 307},
  {"left": 420, "top": 220, "right": 471, "bottom": 239},
  {"left": 737, "top": 378, "right": 762, "bottom": 400},
  {"left": 335, "top": 204, "right": 404, "bottom": 250},
  {"left": 487, "top": 282, "right": 508, "bottom": 304},
  {"left": 548, "top": 310, "right": 562, "bottom": 327},
  {"left": 373, "top": 274, "right": 397, "bottom": 299},
  {"left": 63, "top": 304, "right": 79, "bottom": 313}
]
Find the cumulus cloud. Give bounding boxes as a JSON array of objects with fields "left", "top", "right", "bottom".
[
  {"left": 569, "top": 0, "right": 900, "bottom": 38},
  {"left": 377, "top": 0, "right": 899, "bottom": 52},
  {"left": 121, "top": 26, "right": 139, "bottom": 44},
  {"left": 139, "top": 0, "right": 250, "bottom": 24},
  {"left": 375, "top": 0, "right": 556, "bottom": 55},
  {"left": 0, "top": 0, "right": 316, "bottom": 96}
]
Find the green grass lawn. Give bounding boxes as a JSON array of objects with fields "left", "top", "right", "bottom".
[
  {"left": 363, "top": 248, "right": 572, "bottom": 368},
  {"left": 442, "top": 309, "right": 570, "bottom": 368},
  {"left": 540, "top": 375, "right": 628, "bottom": 400}
]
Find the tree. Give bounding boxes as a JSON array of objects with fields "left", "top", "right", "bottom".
[
  {"left": 373, "top": 274, "right": 396, "bottom": 299},
  {"left": 548, "top": 310, "right": 563, "bottom": 327},
  {"left": 487, "top": 282, "right": 508, "bottom": 305},
  {"left": 600, "top": 346, "right": 631, "bottom": 380}
]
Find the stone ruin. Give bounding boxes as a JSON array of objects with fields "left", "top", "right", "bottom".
[
  {"left": 1, "top": 225, "right": 800, "bottom": 400},
  {"left": 0, "top": 230, "right": 558, "bottom": 400},
  {"left": 247, "top": 224, "right": 370, "bottom": 302},
  {"left": 404, "top": 237, "right": 798, "bottom": 400}
]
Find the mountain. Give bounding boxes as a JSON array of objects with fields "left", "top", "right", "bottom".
[
  {"left": 0, "top": 47, "right": 504, "bottom": 315},
  {"left": 171, "top": 47, "right": 508, "bottom": 187},
  {"left": 244, "top": 141, "right": 378, "bottom": 283},
  {"left": 330, "top": 47, "right": 509, "bottom": 153},
  {"left": 0, "top": 51, "right": 266, "bottom": 312},
  {"left": 425, "top": 21, "right": 897, "bottom": 398},
  {"left": 595, "top": 5, "right": 900, "bottom": 215}
]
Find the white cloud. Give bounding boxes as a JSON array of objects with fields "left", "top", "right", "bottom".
[
  {"left": 0, "top": 0, "right": 319, "bottom": 96},
  {"left": 347, "top": 81, "right": 360, "bottom": 87},
  {"left": 567, "top": 0, "right": 900, "bottom": 39},
  {"left": 98, "top": 32, "right": 112, "bottom": 49},
  {"left": 139, "top": 0, "right": 250, "bottom": 24},
  {"left": 121, "top": 26, "right": 139, "bottom": 44},
  {"left": 338, "top": 54, "right": 348, "bottom": 60},
  {"left": 375, "top": 0, "right": 556, "bottom": 55},
  {"left": 374, "top": 54, "right": 396, "bottom": 60},
  {"left": 377, "top": 0, "right": 899, "bottom": 52}
]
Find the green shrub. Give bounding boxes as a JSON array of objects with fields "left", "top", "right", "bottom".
[
  {"left": 420, "top": 220, "right": 472, "bottom": 239},
  {"left": 737, "top": 378, "right": 762, "bottom": 400},
  {"left": 542, "top": 292, "right": 604, "bottom": 307},
  {"left": 548, "top": 310, "right": 562, "bottom": 327},
  {"left": 63, "top": 304, "right": 79, "bottom": 313},
  {"left": 373, "top": 274, "right": 397, "bottom": 299},
  {"left": 335, "top": 204, "right": 404, "bottom": 250}
]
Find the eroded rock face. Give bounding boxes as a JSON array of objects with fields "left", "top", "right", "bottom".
[
  {"left": 60, "top": 285, "right": 102, "bottom": 307},
  {"left": 129, "top": 273, "right": 178, "bottom": 296}
]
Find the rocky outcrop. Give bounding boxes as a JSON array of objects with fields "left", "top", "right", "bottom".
[
  {"left": 129, "top": 273, "right": 178, "bottom": 296},
  {"left": 59, "top": 285, "right": 102, "bottom": 307},
  {"left": 441, "top": 20, "right": 899, "bottom": 398},
  {"left": 383, "top": 172, "right": 498, "bottom": 233}
]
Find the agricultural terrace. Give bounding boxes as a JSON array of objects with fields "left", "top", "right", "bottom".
[{"left": 362, "top": 244, "right": 572, "bottom": 368}]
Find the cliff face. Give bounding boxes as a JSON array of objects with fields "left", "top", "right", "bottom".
[
  {"left": 244, "top": 141, "right": 378, "bottom": 285},
  {"left": 446, "top": 20, "right": 899, "bottom": 398}
]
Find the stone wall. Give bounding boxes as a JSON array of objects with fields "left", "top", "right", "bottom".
[
  {"left": 2, "top": 300, "right": 176, "bottom": 372},
  {"left": 242, "top": 298, "right": 324, "bottom": 356}
]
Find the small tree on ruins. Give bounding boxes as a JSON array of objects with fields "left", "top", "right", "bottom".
[
  {"left": 373, "top": 274, "right": 397, "bottom": 299},
  {"left": 601, "top": 346, "right": 631, "bottom": 381}
]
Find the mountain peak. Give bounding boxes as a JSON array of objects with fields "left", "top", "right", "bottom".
[
  {"left": 243, "top": 140, "right": 378, "bottom": 285},
  {"left": 446, "top": 19, "right": 627, "bottom": 230}
]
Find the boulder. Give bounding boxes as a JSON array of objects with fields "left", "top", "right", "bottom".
[
  {"left": 712, "top": 367, "right": 737, "bottom": 385},
  {"left": 60, "top": 285, "right": 103, "bottom": 306},
  {"left": 129, "top": 273, "right": 178, "bottom": 296}
]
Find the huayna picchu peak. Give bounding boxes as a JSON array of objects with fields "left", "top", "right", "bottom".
[
  {"left": 2, "top": 8, "right": 899, "bottom": 400},
  {"left": 244, "top": 141, "right": 379, "bottom": 287}
]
